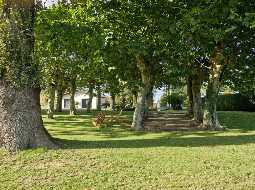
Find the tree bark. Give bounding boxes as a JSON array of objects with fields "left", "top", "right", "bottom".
[
  {"left": 132, "top": 91, "right": 138, "bottom": 108},
  {"left": 87, "top": 83, "right": 93, "bottom": 112},
  {"left": 186, "top": 76, "right": 194, "bottom": 117},
  {"left": 191, "top": 67, "right": 203, "bottom": 123},
  {"left": 202, "top": 42, "right": 225, "bottom": 130},
  {"left": 70, "top": 78, "right": 77, "bottom": 115},
  {"left": 47, "top": 84, "right": 55, "bottom": 119},
  {"left": 0, "top": 81, "right": 57, "bottom": 152},
  {"left": 0, "top": 0, "right": 56, "bottom": 151},
  {"left": 132, "top": 56, "right": 153, "bottom": 131},
  {"left": 166, "top": 83, "right": 171, "bottom": 108},
  {"left": 146, "top": 87, "right": 154, "bottom": 111},
  {"left": 56, "top": 86, "right": 63, "bottom": 112},
  {"left": 96, "top": 84, "right": 102, "bottom": 111},
  {"left": 110, "top": 93, "right": 116, "bottom": 111}
]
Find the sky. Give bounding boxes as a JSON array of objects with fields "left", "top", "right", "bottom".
[{"left": 42, "top": 0, "right": 57, "bottom": 7}]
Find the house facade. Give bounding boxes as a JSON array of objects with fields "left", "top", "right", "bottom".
[{"left": 62, "top": 91, "right": 108, "bottom": 110}]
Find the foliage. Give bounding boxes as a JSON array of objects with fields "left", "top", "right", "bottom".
[
  {"left": 160, "top": 93, "right": 185, "bottom": 110},
  {"left": 217, "top": 94, "right": 255, "bottom": 112},
  {"left": 0, "top": 18, "right": 7, "bottom": 78},
  {"left": 35, "top": 2, "right": 104, "bottom": 91}
]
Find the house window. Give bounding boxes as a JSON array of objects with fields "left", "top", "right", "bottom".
[
  {"left": 81, "top": 99, "right": 89, "bottom": 108},
  {"left": 64, "top": 99, "right": 70, "bottom": 109}
]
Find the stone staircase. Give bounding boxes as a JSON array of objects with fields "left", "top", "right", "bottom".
[{"left": 144, "top": 112, "right": 199, "bottom": 131}]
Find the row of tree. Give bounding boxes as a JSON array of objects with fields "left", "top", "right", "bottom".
[{"left": 0, "top": 0, "right": 254, "bottom": 151}]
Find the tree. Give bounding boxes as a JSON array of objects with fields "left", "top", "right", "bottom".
[
  {"left": 176, "top": 0, "right": 255, "bottom": 129},
  {"left": 36, "top": 1, "right": 103, "bottom": 115},
  {"left": 0, "top": 0, "right": 56, "bottom": 152},
  {"left": 101, "top": 0, "right": 175, "bottom": 130}
]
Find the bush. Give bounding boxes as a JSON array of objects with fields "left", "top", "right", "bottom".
[
  {"left": 216, "top": 94, "right": 255, "bottom": 111},
  {"left": 160, "top": 95, "right": 168, "bottom": 107},
  {"left": 160, "top": 93, "right": 184, "bottom": 110},
  {"left": 170, "top": 93, "right": 184, "bottom": 110}
]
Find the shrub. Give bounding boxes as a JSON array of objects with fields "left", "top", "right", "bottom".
[
  {"left": 170, "top": 93, "right": 184, "bottom": 110},
  {"left": 160, "top": 93, "right": 184, "bottom": 110},
  {"left": 160, "top": 95, "right": 168, "bottom": 107}
]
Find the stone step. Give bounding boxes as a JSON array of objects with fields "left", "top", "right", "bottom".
[
  {"left": 157, "top": 127, "right": 199, "bottom": 132},
  {"left": 165, "top": 123, "right": 191, "bottom": 127},
  {"left": 144, "top": 112, "right": 199, "bottom": 131},
  {"left": 146, "top": 118, "right": 192, "bottom": 122},
  {"left": 144, "top": 122, "right": 193, "bottom": 128},
  {"left": 148, "top": 114, "right": 187, "bottom": 118},
  {"left": 145, "top": 126, "right": 199, "bottom": 132}
]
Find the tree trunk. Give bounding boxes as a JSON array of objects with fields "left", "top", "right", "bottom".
[
  {"left": 132, "top": 56, "right": 152, "bottom": 131},
  {"left": 0, "top": 81, "right": 57, "bottom": 152},
  {"left": 96, "top": 84, "right": 102, "bottom": 111},
  {"left": 202, "top": 80, "right": 222, "bottom": 130},
  {"left": 166, "top": 83, "right": 171, "bottom": 108},
  {"left": 70, "top": 78, "right": 77, "bottom": 115},
  {"left": 132, "top": 91, "right": 138, "bottom": 108},
  {"left": 192, "top": 81, "right": 203, "bottom": 123},
  {"left": 186, "top": 76, "right": 194, "bottom": 117},
  {"left": 146, "top": 87, "right": 154, "bottom": 111},
  {"left": 47, "top": 84, "right": 55, "bottom": 119},
  {"left": 110, "top": 93, "right": 116, "bottom": 111},
  {"left": 87, "top": 84, "right": 93, "bottom": 112},
  {"left": 191, "top": 67, "right": 203, "bottom": 123},
  {"left": 131, "top": 90, "right": 148, "bottom": 131},
  {"left": 202, "top": 42, "right": 225, "bottom": 130},
  {"left": 0, "top": 1, "right": 56, "bottom": 151},
  {"left": 56, "top": 86, "right": 63, "bottom": 112}
]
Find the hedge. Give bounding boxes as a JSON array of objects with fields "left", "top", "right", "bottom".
[{"left": 216, "top": 94, "right": 255, "bottom": 111}]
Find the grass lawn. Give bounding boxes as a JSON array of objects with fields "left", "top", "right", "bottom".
[{"left": 1, "top": 111, "right": 255, "bottom": 190}]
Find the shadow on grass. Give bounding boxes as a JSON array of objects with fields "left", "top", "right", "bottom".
[
  {"left": 49, "top": 126, "right": 146, "bottom": 139},
  {"left": 56, "top": 134, "right": 255, "bottom": 149},
  {"left": 42, "top": 111, "right": 255, "bottom": 149}
]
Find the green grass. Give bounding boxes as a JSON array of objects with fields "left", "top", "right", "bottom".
[{"left": 1, "top": 111, "right": 255, "bottom": 190}]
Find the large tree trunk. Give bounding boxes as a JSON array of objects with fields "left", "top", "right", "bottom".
[
  {"left": 87, "top": 83, "right": 94, "bottom": 112},
  {"left": 0, "top": 1, "right": 56, "bottom": 151},
  {"left": 47, "top": 84, "right": 55, "bottom": 119},
  {"left": 202, "top": 42, "right": 225, "bottom": 130},
  {"left": 96, "top": 84, "right": 102, "bottom": 111},
  {"left": 192, "top": 67, "right": 203, "bottom": 123},
  {"left": 186, "top": 76, "right": 194, "bottom": 117},
  {"left": 132, "top": 56, "right": 152, "bottom": 131},
  {"left": 56, "top": 86, "right": 63, "bottom": 112},
  {"left": 70, "top": 78, "right": 77, "bottom": 116},
  {"left": 0, "top": 81, "right": 56, "bottom": 152},
  {"left": 110, "top": 93, "right": 116, "bottom": 111}
]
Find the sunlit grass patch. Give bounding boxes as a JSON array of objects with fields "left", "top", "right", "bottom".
[{"left": 0, "top": 111, "right": 255, "bottom": 190}]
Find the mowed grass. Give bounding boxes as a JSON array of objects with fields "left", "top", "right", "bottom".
[{"left": 1, "top": 111, "right": 255, "bottom": 190}]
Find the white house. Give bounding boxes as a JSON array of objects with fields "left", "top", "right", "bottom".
[{"left": 62, "top": 90, "right": 109, "bottom": 110}]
